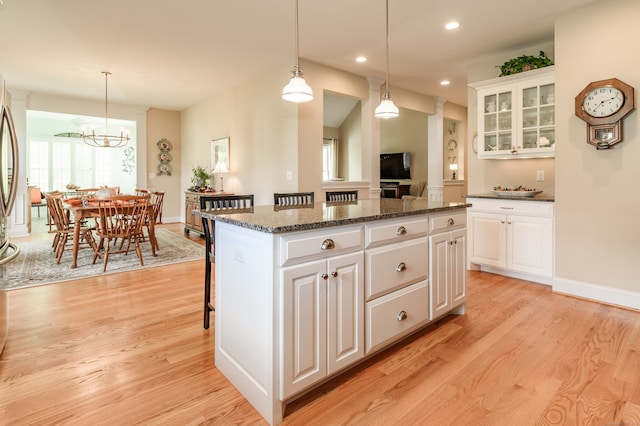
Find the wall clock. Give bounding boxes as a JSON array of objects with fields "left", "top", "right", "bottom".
[{"left": 575, "top": 78, "right": 635, "bottom": 149}]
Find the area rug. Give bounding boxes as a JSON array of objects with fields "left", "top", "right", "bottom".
[{"left": 3, "top": 229, "right": 204, "bottom": 290}]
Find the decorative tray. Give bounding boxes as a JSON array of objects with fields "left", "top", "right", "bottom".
[{"left": 492, "top": 190, "right": 542, "bottom": 197}]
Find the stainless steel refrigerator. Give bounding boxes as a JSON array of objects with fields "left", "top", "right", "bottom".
[{"left": 0, "top": 82, "right": 21, "bottom": 355}]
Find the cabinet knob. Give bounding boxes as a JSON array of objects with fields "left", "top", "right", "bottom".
[
  {"left": 507, "top": 221, "right": 512, "bottom": 225},
  {"left": 321, "top": 239, "right": 335, "bottom": 250},
  {"left": 396, "top": 262, "right": 406, "bottom": 272},
  {"left": 331, "top": 271, "right": 338, "bottom": 277},
  {"left": 321, "top": 273, "right": 328, "bottom": 280},
  {"left": 501, "top": 220, "right": 506, "bottom": 224},
  {"left": 397, "top": 310, "right": 408, "bottom": 321},
  {"left": 396, "top": 226, "right": 407, "bottom": 235},
  {"left": 447, "top": 218, "right": 455, "bottom": 226}
]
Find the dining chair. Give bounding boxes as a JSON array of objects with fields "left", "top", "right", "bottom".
[
  {"left": 273, "top": 192, "right": 314, "bottom": 206},
  {"left": 46, "top": 193, "right": 98, "bottom": 264},
  {"left": 91, "top": 195, "right": 149, "bottom": 272},
  {"left": 200, "top": 194, "right": 254, "bottom": 330},
  {"left": 326, "top": 190, "right": 358, "bottom": 202}
]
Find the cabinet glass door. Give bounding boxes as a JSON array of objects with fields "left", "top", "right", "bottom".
[
  {"left": 482, "top": 91, "right": 513, "bottom": 153},
  {"left": 521, "top": 83, "right": 554, "bottom": 152}
]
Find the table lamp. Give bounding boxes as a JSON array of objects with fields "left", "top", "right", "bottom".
[{"left": 213, "top": 161, "right": 229, "bottom": 192}]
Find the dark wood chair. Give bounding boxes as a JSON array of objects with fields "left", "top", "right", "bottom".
[
  {"left": 326, "top": 190, "right": 358, "bottom": 202},
  {"left": 273, "top": 192, "right": 314, "bottom": 206},
  {"left": 200, "top": 194, "right": 254, "bottom": 329}
]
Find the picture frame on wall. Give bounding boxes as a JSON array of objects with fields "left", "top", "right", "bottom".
[{"left": 211, "top": 137, "right": 230, "bottom": 171}]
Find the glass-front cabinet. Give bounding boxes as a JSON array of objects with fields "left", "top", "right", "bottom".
[{"left": 471, "top": 66, "right": 555, "bottom": 159}]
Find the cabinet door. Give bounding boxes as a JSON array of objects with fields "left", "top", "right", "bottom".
[
  {"left": 468, "top": 212, "right": 506, "bottom": 268},
  {"left": 450, "top": 229, "right": 467, "bottom": 308},
  {"left": 327, "top": 252, "right": 364, "bottom": 375},
  {"left": 507, "top": 215, "right": 553, "bottom": 277},
  {"left": 281, "top": 260, "right": 327, "bottom": 399},
  {"left": 429, "top": 232, "right": 450, "bottom": 320},
  {"left": 478, "top": 88, "right": 515, "bottom": 156},
  {"left": 520, "top": 78, "right": 555, "bottom": 155}
]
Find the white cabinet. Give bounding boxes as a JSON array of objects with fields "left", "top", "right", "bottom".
[
  {"left": 429, "top": 212, "right": 467, "bottom": 321},
  {"left": 281, "top": 251, "right": 364, "bottom": 399},
  {"left": 467, "top": 198, "right": 554, "bottom": 282},
  {"left": 470, "top": 66, "right": 555, "bottom": 159}
]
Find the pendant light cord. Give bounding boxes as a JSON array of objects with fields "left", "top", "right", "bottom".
[
  {"left": 103, "top": 71, "right": 111, "bottom": 133},
  {"left": 295, "top": 0, "right": 300, "bottom": 70},
  {"left": 384, "top": 0, "right": 390, "bottom": 95}
]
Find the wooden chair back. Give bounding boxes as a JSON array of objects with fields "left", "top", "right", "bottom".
[
  {"left": 326, "top": 190, "right": 358, "bottom": 202},
  {"left": 149, "top": 191, "right": 165, "bottom": 224},
  {"left": 274, "top": 192, "right": 314, "bottom": 206}
]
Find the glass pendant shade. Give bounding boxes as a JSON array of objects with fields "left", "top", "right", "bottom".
[
  {"left": 282, "top": 66, "right": 313, "bottom": 103},
  {"left": 282, "top": 0, "right": 313, "bottom": 103},
  {"left": 375, "top": 93, "right": 399, "bottom": 119}
]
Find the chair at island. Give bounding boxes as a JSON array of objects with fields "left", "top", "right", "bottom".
[
  {"left": 200, "top": 194, "right": 254, "bottom": 329},
  {"left": 326, "top": 190, "right": 358, "bottom": 202},
  {"left": 273, "top": 191, "right": 314, "bottom": 206}
]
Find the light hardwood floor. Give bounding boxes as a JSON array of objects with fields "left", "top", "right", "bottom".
[{"left": 2, "top": 222, "right": 640, "bottom": 425}]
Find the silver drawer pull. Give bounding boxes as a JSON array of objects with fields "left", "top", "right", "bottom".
[
  {"left": 447, "top": 218, "right": 455, "bottom": 226},
  {"left": 397, "top": 310, "right": 407, "bottom": 321},
  {"left": 396, "top": 262, "right": 406, "bottom": 272},
  {"left": 499, "top": 206, "right": 514, "bottom": 210},
  {"left": 321, "top": 239, "right": 335, "bottom": 250},
  {"left": 396, "top": 226, "right": 407, "bottom": 235}
]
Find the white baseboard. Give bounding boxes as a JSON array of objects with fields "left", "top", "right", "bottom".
[
  {"left": 470, "top": 266, "right": 640, "bottom": 311},
  {"left": 553, "top": 277, "right": 640, "bottom": 311}
]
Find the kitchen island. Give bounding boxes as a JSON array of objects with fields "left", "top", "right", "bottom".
[{"left": 201, "top": 198, "right": 470, "bottom": 424}]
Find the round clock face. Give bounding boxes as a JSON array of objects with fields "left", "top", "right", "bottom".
[{"left": 582, "top": 86, "right": 624, "bottom": 118}]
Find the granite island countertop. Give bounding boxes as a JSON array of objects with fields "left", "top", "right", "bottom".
[
  {"left": 197, "top": 198, "right": 471, "bottom": 234},
  {"left": 465, "top": 193, "right": 555, "bottom": 202}
]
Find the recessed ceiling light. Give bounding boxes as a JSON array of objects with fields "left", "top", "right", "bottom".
[
  {"left": 445, "top": 21, "right": 460, "bottom": 30},
  {"left": 441, "top": 80, "right": 451, "bottom": 86},
  {"left": 356, "top": 56, "right": 367, "bottom": 63}
]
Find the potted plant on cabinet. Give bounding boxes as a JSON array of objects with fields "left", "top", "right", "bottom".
[
  {"left": 497, "top": 51, "right": 553, "bottom": 77},
  {"left": 191, "top": 165, "right": 212, "bottom": 191}
]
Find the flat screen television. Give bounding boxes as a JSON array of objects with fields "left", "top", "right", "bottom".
[{"left": 380, "top": 152, "right": 411, "bottom": 180}]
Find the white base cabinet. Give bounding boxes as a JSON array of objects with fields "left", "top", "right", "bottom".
[
  {"left": 213, "top": 209, "right": 468, "bottom": 425},
  {"left": 467, "top": 198, "right": 554, "bottom": 282},
  {"left": 429, "top": 212, "right": 467, "bottom": 320}
]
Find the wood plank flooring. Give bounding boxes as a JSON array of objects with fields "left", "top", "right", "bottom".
[{"left": 1, "top": 223, "right": 639, "bottom": 425}]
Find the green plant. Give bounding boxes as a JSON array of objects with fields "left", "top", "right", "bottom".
[
  {"left": 497, "top": 51, "right": 553, "bottom": 77},
  {"left": 191, "top": 165, "right": 211, "bottom": 187}
]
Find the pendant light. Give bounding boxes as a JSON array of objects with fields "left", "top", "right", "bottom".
[
  {"left": 282, "top": 0, "right": 313, "bottom": 103},
  {"left": 82, "top": 71, "right": 130, "bottom": 148},
  {"left": 375, "top": 0, "right": 399, "bottom": 119}
]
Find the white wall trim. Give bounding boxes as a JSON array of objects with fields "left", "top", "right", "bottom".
[{"left": 553, "top": 277, "right": 640, "bottom": 312}]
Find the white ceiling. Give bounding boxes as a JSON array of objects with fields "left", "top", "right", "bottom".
[{"left": 0, "top": 0, "right": 598, "bottom": 111}]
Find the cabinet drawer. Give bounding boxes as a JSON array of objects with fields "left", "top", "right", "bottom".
[
  {"left": 185, "top": 194, "right": 199, "bottom": 203},
  {"left": 279, "top": 225, "right": 363, "bottom": 266},
  {"left": 365, "top": 237, "right": 428, "bottom": 300},
  {"left": 467, "top": 198, "right": 554, "bottom": 217},
  {"left": 365, "top": 216, "right": 428, "bottom": 247},
  {"left": 430, "top": 211, "right": 467, "bottom": 234},
  {"left": 365, "top": 280, "right": 429, "bottom": 354}
]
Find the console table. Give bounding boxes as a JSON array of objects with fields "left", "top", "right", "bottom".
[
  {"left": 184, "top": 191, "right": 233, "bottom": 235},
  {"left": 380, "top": 182, "right": 411, "bottom": 198}
]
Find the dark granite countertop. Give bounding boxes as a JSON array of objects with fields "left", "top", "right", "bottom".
[
  {"left": 197, "top": 198, "right": 471, "bottom": 234},
  {"left": 465, "top": 193, "right": 555, "bottom": 202}
]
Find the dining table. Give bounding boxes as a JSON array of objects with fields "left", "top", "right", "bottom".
[{"left": 64, "top": 199, "right": 157, "bottom": 269}]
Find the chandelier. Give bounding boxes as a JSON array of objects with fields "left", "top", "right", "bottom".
[{"left": 82, "top": 71, "right": 130, "bottom": 148}]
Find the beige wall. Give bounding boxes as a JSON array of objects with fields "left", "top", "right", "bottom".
[
  {"left": 554, "top": 0, "right": 640, "bottom": 293},
  {"left": 181, "top": 65, "right": 298, "bottom": 207},
  {"left": 146, "top": 108, "right": 182, "bottom": 222}
]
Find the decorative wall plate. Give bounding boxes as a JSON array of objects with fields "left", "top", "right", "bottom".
[
  {"left": 158, "top": 163, "right": 172, "bottom": 175},
  {"left": 158, "top": 151, "right": 172, "bottom": 163},
  {"left": 447, "top": 139, "right": 457, "bottom": 150},
  {"left": 157, "top": 138, "right": 173, "bottom": 151}
]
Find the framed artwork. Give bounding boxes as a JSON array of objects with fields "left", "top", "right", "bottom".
[{"left": 211, "top": 137, "right": 230, "bottom": 171}]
